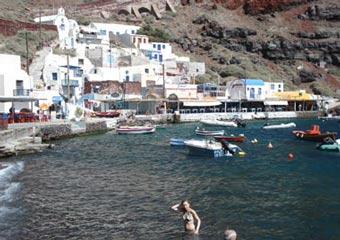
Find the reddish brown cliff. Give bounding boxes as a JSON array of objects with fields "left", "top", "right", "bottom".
[{"left": 0, "top": 18, "right": 57, "bottom": 36}]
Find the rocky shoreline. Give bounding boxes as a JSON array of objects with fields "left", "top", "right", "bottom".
[{"left": 0, "top": 119, "right": 108, "bottom": 158}]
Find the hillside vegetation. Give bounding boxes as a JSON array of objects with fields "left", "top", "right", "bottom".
[{"left": 0, "top": 0, "right": 339, "bottom": 97}]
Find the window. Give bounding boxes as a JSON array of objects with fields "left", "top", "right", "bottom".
[
  {"left": 100, "top": 30, "right": 107, "bottom": 35},
  {"left": 145, "top": 68, "right": 149, "bottom": 74},
  {"left": 131, "top": 30, "right": 135, "bottom": 34},
  {"left": 278, "top": 84, "right": 281, "bottom": 88},
  {"left": 271, "top": 84, "right": 275, "bottom": 90},
  {"left": 153, "top": 44, "right": 156, "bottom": 48},
  {"left": 78, "top": 59, "right": 84, "bottom": 65},
  {"left": 52, "top": 72, "right": 58, "bottom": 80},
  {"left": 107, "top": 55, "right": 114, "bottom": 64},
  {"left": 157, "top": 44, "right": 161, "bottom": 50},
  {"left": 258, "top": 88, "right": 262, "bottom": 96},
  {"left": 162, "top": 45, "right": 165, "bottom": 49},
  {"left": 59, "top": 24, "right": 65, "bottom": 30},
  {"left": 94, "top": 68, "right": 97, "bottom": 74}
]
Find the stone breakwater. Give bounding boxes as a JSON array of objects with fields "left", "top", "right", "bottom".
[{"left": 0, "top": 120, "right": 108, "bottom": 158}]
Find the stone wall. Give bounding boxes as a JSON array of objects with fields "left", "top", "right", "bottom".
[
  {"left": 86, "top": 120, "right": 107, "bottom": 132},
  {"left": 39, "top": 123, "right": 73, "bottom": 141}
]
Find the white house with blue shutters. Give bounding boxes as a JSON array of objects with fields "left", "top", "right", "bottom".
[
  {"left": 89, "top": 22, "right": 140, "bottom": 43},
  {"left": 225, "top": 78, "right": 284, "bottom": 100},
  {"left": 42, "top": 49, "right": 93, "bottom": 104},
  {"left": 139, "top": 42, "right": 176, "bottom": 63}
]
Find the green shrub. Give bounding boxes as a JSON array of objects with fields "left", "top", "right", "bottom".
[{"left": 137, "top": 24, "right": 170, "bottom": 42}]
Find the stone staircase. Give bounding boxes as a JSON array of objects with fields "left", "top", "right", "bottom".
[{"left": 29, "top": 46, "right": 53, "bottom": 87}]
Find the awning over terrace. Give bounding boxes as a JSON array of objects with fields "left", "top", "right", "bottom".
[
  {"left": 182, "top": 101, "right": 222, "bottom": 107},
  {"left": 263, "top": 100, "right": 288, "bottom": 106}
]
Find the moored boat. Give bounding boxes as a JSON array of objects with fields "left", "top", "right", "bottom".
[
  {"left": 195, "top": 127, "right": 224, "bottom": 136},
  {"left": 214, "top": 134, "right": 245, "bottom": 142},
  {"left": 263, "top": 122, "right": 296, "bottom": 129},
  {"left": 184, "top": 139, "right": 245, "bottom": 158},
  {"left": 317, "top": 138, "right": 340, "bottom": 151},
  {"left": 200, "top": 119, "right": 238, "bottom": 127},
  {"left": 170, "top": 138, "right": 186, "bottom": 146},
  {"left": 116, "top": 125, "right": 156, "bottom": 134},
  {"left": 95, "top": 111, "right": 120, "bottom": 118},
  {"left": 292, "top": 125, "right": 337, "bottom": 142}
]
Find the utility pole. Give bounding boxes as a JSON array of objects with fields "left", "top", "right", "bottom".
[
  {"left": 25, "top": 32, "right": 29, "bottom": 74},
  {"left": 39, "top": 6, "right": 42, "bottom": 48},
  {"left": 162, "top": 63, "right": 165, "bottom": 98},
  {"left": 67, "top": 52, "right": 70, "bottom": 100}
]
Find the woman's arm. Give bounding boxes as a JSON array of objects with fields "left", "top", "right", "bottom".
[
  {"left": 171, "top": 203, "right": 181, "bottom": 211},
  {"left": 191, "top": 209, "right": 201, "bottom": 234}
]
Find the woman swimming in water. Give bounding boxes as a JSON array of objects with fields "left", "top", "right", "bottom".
[{"left": 171, "top": 199, "right": 201, "bottom": 235}]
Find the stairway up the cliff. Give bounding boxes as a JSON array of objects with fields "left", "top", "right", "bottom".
[{"left": 29, "top": 46, "right": 53, "bottom": 88}]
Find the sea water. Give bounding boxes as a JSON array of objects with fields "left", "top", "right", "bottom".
[{"left": 0, "top": 118, "right": 339, "bottom": 240}]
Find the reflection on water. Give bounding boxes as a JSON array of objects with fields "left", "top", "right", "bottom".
[{"left": 0, "top": 118, "right": 340, "bottom": 239}]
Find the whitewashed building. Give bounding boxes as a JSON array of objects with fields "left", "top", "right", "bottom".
[
  {"left": 85, "top": 63, "right": 162, "bottom": 86},
  {"left": 42, "top": 49, "right": 94, "bottom": 103},
  {"left": 0, "top": 54, "right": 32, "bottom": 112},
  {"left": 89, "top": 23, "right": 140, "bottom": 43},
  {"left": 139, "top": 42, "right": 176, "bottom": 63},
  {"left": 34, "top": 7, "right": 79, "bottom": 49},
  {"left": 225, "top": 78, "right": 284, "bottom": 100}
]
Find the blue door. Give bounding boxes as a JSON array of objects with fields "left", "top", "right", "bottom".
[{"left": 250, "top": 88, "right": 255, "bottom": 99}]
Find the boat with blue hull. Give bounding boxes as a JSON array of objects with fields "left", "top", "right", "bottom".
[
  {"left": 317, "top": 138, "right": 340, "bottom": 151},
  {"left": 184, "top": 139, "right": 244, "bottom": 158},
  {"left": 195, "top": 128, "right": 224, "bottom": 136},
  {"left": 170, "top": 138, "right": 186, "bottom": 146}
]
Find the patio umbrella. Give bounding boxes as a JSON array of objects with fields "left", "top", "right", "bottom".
[{"left": 39, "top": 103, "right": 49, "bottom": 110}]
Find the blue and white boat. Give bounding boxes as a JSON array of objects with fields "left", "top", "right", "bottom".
[
  {"left": 184, "top": 139, "right": 245, "bottom": 158},
  {"left": 195, "top": 127, "right": 224, "bottom": 136},
  {"left": 170, "top": 138, "right": 186, "bottom": 146}
]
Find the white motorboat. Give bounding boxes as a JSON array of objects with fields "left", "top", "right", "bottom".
[
  {"left": 184, "top": 139, "right": 245, "bottom": 158},
  {"left": 262, "top": 122, "right": 296, "bottom": 129},
  {"left": 200, "top": 119, "right": 238, "bottom": 127}
]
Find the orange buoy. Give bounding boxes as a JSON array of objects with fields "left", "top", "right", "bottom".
[
  {"left": 268, "top": 142, "right": 273, "bottom": 149},
  {"left": 288, "top": 153, "right": 294, "bottom": 159}
]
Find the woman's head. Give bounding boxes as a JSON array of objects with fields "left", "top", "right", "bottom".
[
  {"left": 224, "top": 229, "right": 237, "bottom": 240},
  {"left": 180, "top": 199, "right": 190, "bottom": 210}
]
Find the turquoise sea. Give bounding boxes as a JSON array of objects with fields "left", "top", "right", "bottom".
[{"left": 0, "top": 118, "right": 340, "bottom": 240}]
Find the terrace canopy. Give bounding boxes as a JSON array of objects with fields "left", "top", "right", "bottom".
[{"left": 182, "top": 101, "right": 222, "bottom": 107}]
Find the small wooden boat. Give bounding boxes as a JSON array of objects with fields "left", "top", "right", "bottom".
[
  {"left": 195, "top": 128, "right": 224, "bottom": 136},
  {"left": 292, "top": 125, "right": 337, "bottom": 142},
  {"left": 95, "top": 111, "right": 120, "bottom": 118},
  {"left": 263, "top": 122, "right": 296, "bottom": 129},
  {"left": 214, "top": 134, "right": 245, "bottom": 142},
  {"left": 184, "top": 139, "right": 245, "bottom": 158},
  {"left": 116, "top": 126, "right": 156, "bottom": 134},
  {"left": 317, "top": 138, "right": 340, "bottom": 151}
]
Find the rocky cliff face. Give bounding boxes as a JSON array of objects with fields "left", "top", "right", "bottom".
[{"left": 171, "top": 0, "right": 340, "bottom": 96}]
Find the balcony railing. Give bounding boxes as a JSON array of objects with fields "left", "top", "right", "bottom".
[
  {"left": 61, "top": 79, "right": 79, "bottom": 87},
  {"left": 13, "top": 89, "right": 31, "bottom": 96}
]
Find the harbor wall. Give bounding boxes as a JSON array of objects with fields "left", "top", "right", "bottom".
[{"left": 0, "top": 120, "right": 108, "bottom": 158}]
